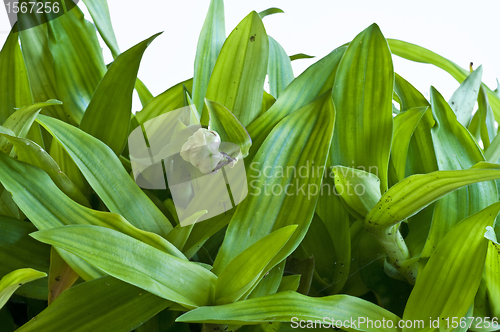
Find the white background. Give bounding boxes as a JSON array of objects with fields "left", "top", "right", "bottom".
[{"left": 1, "top": 0, "right": 500, "bottom": 113}]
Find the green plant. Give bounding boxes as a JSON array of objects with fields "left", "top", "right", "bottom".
[{"left": 1, "top": 1, "right": 500, "bottom": 331}]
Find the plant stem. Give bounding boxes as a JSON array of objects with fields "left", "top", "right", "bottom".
[{"left": 366, "top": 223, "right": 418, "bottom": 284}]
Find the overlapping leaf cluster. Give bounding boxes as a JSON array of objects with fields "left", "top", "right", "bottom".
[{"left": 1, "top": 1, "right": 500, "bottom": 331}]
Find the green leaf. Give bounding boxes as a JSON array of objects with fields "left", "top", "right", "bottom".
[
  {"left": 299, "top": 214, "right": 336, "bottom": 295},
  {"left": 277, "top": 275, "right": 300, "bottom": 293},
  {"left": 289, "top": 53, "right": 314, "bottom": 61},
  {"left": 246, "top": 46, "right": 345, "bottom": 160},
  {"left": 391, "top": 106, "right": 428, "bottom": 182},
  {"left": 37, "top": 115, "right": 173, "bottom": 237},
  {"left": 0, "top": 100, "right": 62, "bottom": 155},
  {"left": 332, "top": 166, "right": 381, "bottom": 220},
  {"left": 484, "top": 229, "right": 500, "bottom": 318},
  {"left": 47, "top": 5, "right": 107, "bottom": 124},
  {"left": 366, "top": 162, "right": 500, "bottom": 228},
  {"left": 177, "top": 291, "right": 401, "bottom": 332},
  {"left": 258, "top": 7, "right": 284, "bottom": 18},
  {"left": 213, "top": 91, "right": 335, "bottom": 278},
  {"left": 267, "top": 36, "right": 294, "bottom": 98},
  {"left": 1, "top": 134, "right": 89, "bottom": 207},
  {"left": 80, "top": 33, "right": 161, "bottom": 155},
  {"left": 31, "top": 225, "right": 217, "bottom": 308},
  {"left": 247, "top": 260, "right": 285, "bottom": 299},
  {"left": 402, "top": 203, "right": 500, "bottom": 332},
  {"left": 485, "top": 135, "right": 500, "bottom": 164},
  {"left": 0, "top": 152, "right": 183, "bottom": 259},
  {"left": 16, "top": 276, "right": 170, "bottom": 332},
  {"left": 388, "top": 39, "right": 500, "bottom": 123},
  {"left": 331, "top": 24, "right": 394, "bottom": 192},
  {"left": 448, "top": 65, "right": 483, "bottom": 127},
  {"left": 0, "top": 25, "right": 32, "bottom": 124},
  {"left": 192, "top": 0, "right": 225, "bottom": 116},
  {"left": 206, "top": 99, "right": 252, "bottom": 157},
  {"left": 393, "top": 72, "right": 430, "bottom": 112},
  {"left": 0, "top": 216, "right": 50, "bottom": 300},
  {"left": 393, "top": 74, "right": 437, "bottom": 175},
  {"left": 473, "top": 86, "right": 496, "bottom": 150},
  {"left": 81, "top": 0, "right": 121, "bottom": 57},
  {"left": 18, "top": 17, "right": 71, "bottom": 123},
  {"left": 203, "top": 11, "right": 268, "bottom": 126},
  {"left": 135, "top": 79, "right": 193, "bottom": 125},
  {"left": 215, "top": 226, "right": 296, "bottom": 305},
  {"left": 0, "top": 268, "right": 47, "bottom": 309},
  {"left": 420, "top": 87, "right": 496, "bottom": 258},
  {"left": 315, "top": 176, "right": 351, "bottom": 294}
]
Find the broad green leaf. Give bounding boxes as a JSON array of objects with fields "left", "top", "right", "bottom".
[
  {"left": 47, "top": 4, "right": 107, "bottom": 124},
  {"left": 80, "top": 33, "right": 161, "bottom": 155},
  {"left": 206, "top": 99, "right": 252, "bottom": 157},
  {"left": 391, "top": 107, "right": 427, "bottom": 182},
  {"left": 366, "top": 162, "right": 500, "bottom": 228},
  {"left": 165, "top": 210, "right": 208, "bottom": 251},
  {"left": 258, "top": 7, "right": 284, "bottom": 18},
  {"left": 81, "top": 0, "right": 120, "bottom": 57},
  {"left": 448, "top": 65, "right": 483, "bottom": 127},
  {"left": 37, "top": 115, "right": 173, "bottom": 237},
  {"left": 16, "top": 276, "right": 170, "bottom": 332},
  {"left": 393, "top": 74, "right": 436, "bottom": 176},
  {"left": 0, "top": 100, "right": 62, "bottom": 155},
  {"left": 215, "top": 226, "right": 296, "bottom": 305},
  {"left": 247, "top": 260, "right": 285, "bottom": 299},
  {"left": 299, "top": 214, "right": 336, "bottom": 295},
  {"left": 177, "top": 291, "right": 401, "bottom": 332},
  {"left": 402, "top": 203, "right": 500, "bottom": 332},
  {"left": 421, "top": 87, "right": 496, "bottom": 258},
  {"left": 393, "top": 74, "right": 430, "bottom": 121},
  {"left": 485, "top": 129, "right": 500, "bottom": 163},
  {"left": 192, "top": 0, "right": 225, "bottom": 116},
  {"left": 246, "top": 46, "right": 345, "bottom": 160},
  {"left": 332, "top": 166, "right": 381, "bottom": 220},
  {"left": 261, "top": 90, "right": 275, "bottom": 114},
  {"left": 315, "top": 176, "right": 351, "bottom": 294},
  {"left": 31, "top": 225, "right": 217, "bottom": 308},
  {"left": 203, "top": 11, "right": 268, "bottom": 126},
  {"left": 1, "top": 134, "right": 89, "bottom": 207},
  {"left": 484, "top": 229, "right": 500, "bottom": 318},
  {"left": 0, "top": 216, "right": 50, "bottom": 300},
  {"left": 289, "top": 53, "right": 314, "bottom": 61},
  {"left": 48, "top": 247, "right": 79, "bottom": 305},
  {"left": 0, "top": 25, "right": 32, "bottom": 124},
  {"left": 471, "top": 86, "right": 496, "bottom": 150},
  {"left": 18, "top": 15, "right": 71, "bottom": 122},
  {"left": 267, "top": 36, "right": 294, "bottom": 98},
  {"left": 135, "top": 78, "right": 193, "bottom": 124},
  {"left": 331, "top": 24, "right": 394, "bottom": 192},
  {"left": 277, "top": 275, "right": 301, "bottom": 293},
  {"left": 0, "top": 152, "right": 183, "bottom": 260},
  {"left": 405, "top": 203, "right": 435, "bottom": 259},
  {"left": 183, "top": 210, "right": 235, "bottom": 259},
  {"left": 0, "top": 268, "right": 47, "bottom": 309},
  {"left": 388, "top": 39, "right": 500, "bottom": 123},
  {"left": 213, "top": 91, "right": 335, "bottom": 277},
  {"left": 49, "top": 138, "right": 88, "bottom": 197}
]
